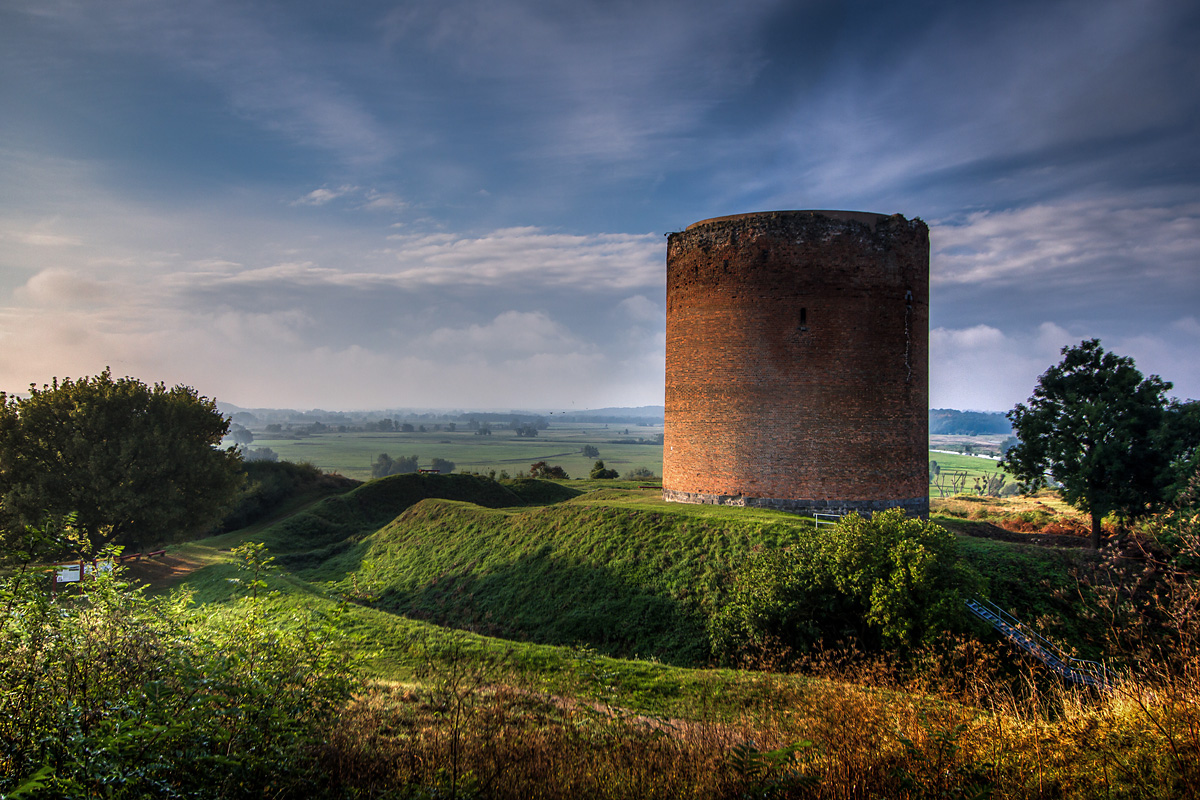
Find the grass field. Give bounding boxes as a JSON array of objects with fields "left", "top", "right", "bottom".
[
  {"left": 248, "top": 422, "right": 664, "bottom": 480},
  {"left": 92, "top": 474, "right": 1198, "bottom": 798},
  {"left": 928, "top": 450, "right": 1013, "bottom": 497},
  {"left": 246, "top": 423, "right": 1018, "bottom": 501}
]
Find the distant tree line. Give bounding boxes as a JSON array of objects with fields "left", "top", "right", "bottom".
[{"left": 929, "top": 408, "right": 1012, "bottom": 435}]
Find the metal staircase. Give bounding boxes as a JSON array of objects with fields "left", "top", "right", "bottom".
[{"left": 965, "top": 598, "right": 1112, "bottom": 690}]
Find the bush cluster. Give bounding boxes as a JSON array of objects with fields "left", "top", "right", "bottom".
[
  {"left": 0, "top": 565, "right": 355, "bottom": 798},
  {"left": 710, "top": 509, "right": 980, "bottom": 664}
]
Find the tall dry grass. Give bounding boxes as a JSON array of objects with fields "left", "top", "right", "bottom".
[{"left": 307, "top": 617, "right": 1200, "bottom": 800}]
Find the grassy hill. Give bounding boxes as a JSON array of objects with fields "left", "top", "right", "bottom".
[
  {"left": 30, "top": 473, "right": 1195, "bottom": 799},
  {"left": 176, "top": 473, "right": 1099, "bottom": 670}
]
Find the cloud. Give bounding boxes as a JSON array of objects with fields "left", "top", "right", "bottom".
[
  {"left": 378, "top": 228, "right": 662, "bottom": 291},
  {"left": 931, "top": 322, "right": 1076, "bottom": 412},
  {"left": 617, "top": 295, "right": 664, "bottom": 324},
  {"left": 384, "top": 0, "right": 779, "bottom": 163},
  {"left": 292, "top": 185, "right": 358, "bottom": 206},
  {"left": 0, "top": 189, "right": 667, "bottom": 407},
  {"left": 932, "top": 200, "right": 1200, "bottom": 290},
  {"left": 930, "top": 319, "right": 1200, "bottom": 411},
  {"left": 733, "top": 0, "right": 1200, "bottom": 219},
  {"left": 15, "top": 269, "right": 111, "bottom": 306},
  {"left": 292, "top": 186, "right": 409, "bottom": 211},
  {"left": 10, "top": 1, "right": 394, "bottom": 167},
  {"left": 361, "top": 190, "right": 409, "bottom": 212},
  {"left": 0, "top": 228, "right": 82, "bottom": 248},
  {"left": 420, "top": 311, "right": 588, "bottom": 359}
]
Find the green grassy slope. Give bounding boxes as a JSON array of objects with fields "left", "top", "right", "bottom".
[
  {"left": 216, "top": 472, "right": 582, "bottom": 558},
  {"left": 309, "top": 495, "right": 816, "bottom": 665},
  {"left": 174, "top": 474, "right": 1098, "bottom": 673}
]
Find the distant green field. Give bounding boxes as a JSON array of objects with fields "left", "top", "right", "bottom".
[
  {"left": 244, "top": 424, "right": 1011, "bottom": 497},
  {"left": 248, "top": 422, "right": 663, "bottom": 481},
  {"left": 927, "top": 450, "right": 1012, "bottom": 497}
]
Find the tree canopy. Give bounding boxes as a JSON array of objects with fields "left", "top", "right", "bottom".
[
  {"left": 0, "top": 369, "right": 243, "bottom": 555},
  {"left": 1001, "top": 340, "right": 1172, "bottom": 548}
]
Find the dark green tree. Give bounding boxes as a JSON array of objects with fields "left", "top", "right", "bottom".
[
  {"left": 371, "top": 453, "right": 419, "bottom": 478},
  {"left": 1001, "top": 340, "right": 1171, "bottom": 549},
  {"left": 229, "top": 423, "right": 254, "bottom": 445},
  {"left": 589, "top": 460, "right": 619, "bottom": 479},
  {"left": 581, "top": 445, "right": 600, "bottom": 459},
  {"left": 529, "top": 461, "right": 568, "bottom": 479},
  {"left": 0, "top": 369, "right": 242, "bottom": 553},
  {"left": 1157, "top": 399, "right": 1200, "bottom": 502}
]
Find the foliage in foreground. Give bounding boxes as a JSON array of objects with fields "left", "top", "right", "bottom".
[
  {"left": 710, "top": 509, "right": 980, "bottom": 663},
  {"left": 0, "top": 566, "right": 355, "bottom": 798},
  {"left": 7, "top": 492, "right": 1200, "bottom": 797}
]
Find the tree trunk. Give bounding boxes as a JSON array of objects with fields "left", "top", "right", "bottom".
[{"left": 1090, "top": 511, "right": 1102, "bottom": 550}]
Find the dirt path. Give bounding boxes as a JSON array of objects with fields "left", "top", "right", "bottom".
[{"left": 121, "top": 550, "right": 222, "bottom": 590}]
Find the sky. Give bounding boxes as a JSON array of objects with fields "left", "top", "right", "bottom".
[{"left": 1, "top": 0, "right": 1197, "bottom": 413}]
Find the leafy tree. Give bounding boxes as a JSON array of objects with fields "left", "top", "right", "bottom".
[
  {"left": 430, "top": 457, "right": 456, "bottom": 474},
  {"left": 1002, "top": 339, "right": 1171, "bottom": 549},
  {"left": 589, "top": 460, "right": 619, "bottom": 479},
  {"left": 1157, "top": 399, "right": 1200, "bottom": 502},
  {"left": 0, "top": 369, "right": 242, "bottom": 553},
  {"left": 624, "top": 466, "right": 657, "bottom": 480},
  {"left": 581, "top": 445, "right": 600, "bottom": 459},
  {"left": 529, "top": 461, "right": 569, "bottom": 479},
  {"left": 229, "top": 423, "right": 254, "bottom": 445},
  {"left": 243, "top": 446, "right": 279, "bottom": 462},
  {"left": 371, "top": 453, "right": 419, "bottom": 478}
]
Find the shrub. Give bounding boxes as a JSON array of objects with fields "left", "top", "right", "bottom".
[
  {"left": 589, "top": 460, "right": 619, "bottom": 479},
  {"left": 710, "top": 510, "right": 979, "bottom": 664},
  {"left": 0, "top": 563, "right": 355, "bottom": 798}
]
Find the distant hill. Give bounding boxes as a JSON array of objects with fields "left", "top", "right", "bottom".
[
  {"left": 551, "top": 406, "right": 664, "bottom": 424},
  {"left": 215, "top": 403, "right": 664, "bottom": 427},
  {"left": 929, "top": 408, "right": 1012, "bottom": 435}
]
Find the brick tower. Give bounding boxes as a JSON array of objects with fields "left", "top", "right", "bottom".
[{"left": 663, "top": 210, "right": 929, "bottom": 517}]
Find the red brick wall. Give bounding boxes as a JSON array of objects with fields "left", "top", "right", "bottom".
[{"left": 663, "top": 210, "right": 929, "bottom": 515}]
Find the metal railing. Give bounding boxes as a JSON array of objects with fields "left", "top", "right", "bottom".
[
  {"left": 965, "top": 597, "right": 1112, "bottom": 690},
  {"left": 812, "top": 512, "right": 844, "bottom": 528}
]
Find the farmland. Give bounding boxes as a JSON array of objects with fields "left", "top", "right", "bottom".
[
  {"left": 245, "top": 422, "right": 1019, "bottom": 500},
  {"left": 247, "top": 422, "right": 664, "bottom": 481}
]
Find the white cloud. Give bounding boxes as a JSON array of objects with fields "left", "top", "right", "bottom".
[
  {"left": 931, "top": 319, "right": 1200, "bottom": 411},
  {"left": 16, "top": 268, "right": 111, "bottom": 306},
  {"left": 361, "top": 190, "right": 409, "bottom": 212},
  {"left": 930, "top": 322, "right": 1076, "bottom": 411},
  {"left": 0, "top": 174, "right": 666, "bottom": 407},
  {"left": 0, "top": 228, "right": 82, "bottom": 248},
  {"left": 292, "top": 185, "right": 358, "bottom": 206},
  {"left": 931, "top": 200, "right": 1200, "bottom": 291},
  {"left": 617, "top": 295, "right": 664, "bottom": 324},
  {"left": 420, "top": 311, "right": 587, "bottom": 359},
  {"left": 379, "top": 228, "right": 662, "bottom": 291}
]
